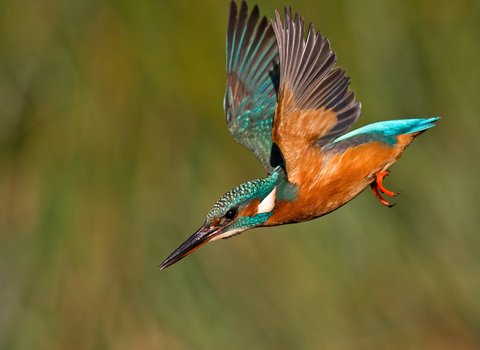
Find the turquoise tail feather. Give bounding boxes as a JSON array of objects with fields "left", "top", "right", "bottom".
[
  {"left": 332, "top": 117, "right": 440, "bottom": 143},
  {"left": 407, "top": 117, "right": 440, "bottom": 133},
  {"left": 372, "top": 117, "right": 440, "bottom": 135},
  {"left": 324, "top": 117, "right": 439, "bottom": 153}
]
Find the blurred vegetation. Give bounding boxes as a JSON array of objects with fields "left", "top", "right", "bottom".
[{"left": 1, "top": 0, "right": 479, "bottom": 349}]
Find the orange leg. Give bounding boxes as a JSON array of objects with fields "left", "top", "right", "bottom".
[
  {"left": 370, "top": 171, "right": 399, "bottom": 208},
  {"left": 375, "top": 170, "right": 399, "bottom": 197}
]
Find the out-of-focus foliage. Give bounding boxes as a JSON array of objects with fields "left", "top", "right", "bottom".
[{"left": 0, "top": 0, "right": 479, "bottom": 348}]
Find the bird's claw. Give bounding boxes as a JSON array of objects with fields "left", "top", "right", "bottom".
[{"left": 371, "top": 170, "right": 399, "bottom": 207}]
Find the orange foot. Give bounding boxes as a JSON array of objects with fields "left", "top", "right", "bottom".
[{"left": 370, "top": 170, "right": 399, "bottom": 208}]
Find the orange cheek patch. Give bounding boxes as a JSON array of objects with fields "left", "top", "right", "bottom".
[{"left": 241, "top": 199, "right": 261, "bottom": 217}]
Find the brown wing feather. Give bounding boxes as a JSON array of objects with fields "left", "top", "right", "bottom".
[
  {"left": 272, "top": 85, "right": 337, "bottom": 183},
  {"left": 270, "top": 7, "right": 362, "bottom": 183}
]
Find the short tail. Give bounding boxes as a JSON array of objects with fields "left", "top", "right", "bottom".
[
  {"left": 403, "top": 117, "right": 440, "bottom": 134},
  {"left": 393, "top": 117, "right": 439, "bottom": 148},
  {"left": 332, "top": 117, "right": 440, "bottom": 145}
]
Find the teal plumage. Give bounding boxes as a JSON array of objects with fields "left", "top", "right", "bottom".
[
  {"left": 159, "top": 1, "right": 439, "bottom": 270},
  {"left": 333, "top": 118, "right": 440, "bottom": 144},
  {"left": 206, "top": 168, "right": 284, "bottom": 225},
  {"left": 224, "top": 1, "right": 280, "bottom": 173},
  {"left": 324, "top": 118, "right": 440, "bottom": 155}
]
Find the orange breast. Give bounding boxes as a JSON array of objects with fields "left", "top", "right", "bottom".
[{"left": 265, "top": 139, "right": 409, "bottom": 226}]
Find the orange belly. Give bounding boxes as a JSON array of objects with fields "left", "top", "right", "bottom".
[{"left": 265, "top": 137, "right": 415, "bottom": 226}]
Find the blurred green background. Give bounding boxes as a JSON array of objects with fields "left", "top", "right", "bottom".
[{"left": 1, "top": 0, "right": 479, "bottom": 348}]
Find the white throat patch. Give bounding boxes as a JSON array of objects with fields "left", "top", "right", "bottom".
[
  {"left": 257, "top": 187, "right": 276, "bottom": 214},
  {"left": 210, "top": 227, "right": 245, "bottom": 241}
]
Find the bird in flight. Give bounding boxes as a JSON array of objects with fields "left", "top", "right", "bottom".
[{"left": 160, "top": 1, "right": 438, "bottom": 269}]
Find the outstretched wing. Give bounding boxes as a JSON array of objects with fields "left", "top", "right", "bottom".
[
  {"left": 224, "top": 1, "right": 281, "bottom": 174},
  {"left": 270, "top": 8, "right": 362, "bottom": 181}
]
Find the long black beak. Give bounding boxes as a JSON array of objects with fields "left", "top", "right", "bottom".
[{"left": 159, "top": 224, "right": 219, "bottom": 270}]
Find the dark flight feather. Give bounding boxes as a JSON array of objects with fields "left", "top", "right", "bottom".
[
  {"left": 224, "top": 1, "right": 281, "bottom": 173},
  {"left": 271, "top": 7, "right": 362, "bottom": 147}
]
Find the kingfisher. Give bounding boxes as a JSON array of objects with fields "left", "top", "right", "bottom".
[{"left": 160, "top": 1, "right": 438, "bottom": 269}]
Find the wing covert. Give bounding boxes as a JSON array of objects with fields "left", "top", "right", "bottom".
[
  {"left": 224, "top": 1, "right": 281, "bottom": 174},
  {"left": 271, "top": 7, "right": 362, "bottom": 149},
  {"left": 268, "top": 7, "right": 362, "bottom": 180}
]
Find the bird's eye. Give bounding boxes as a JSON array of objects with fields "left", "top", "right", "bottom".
[{"left": 224, "top": 208, "right": 237, "bottom": 220}]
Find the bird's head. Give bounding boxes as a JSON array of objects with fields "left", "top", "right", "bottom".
[{"left": 160, "top": 168, "right": 294, "bottom": 269}]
